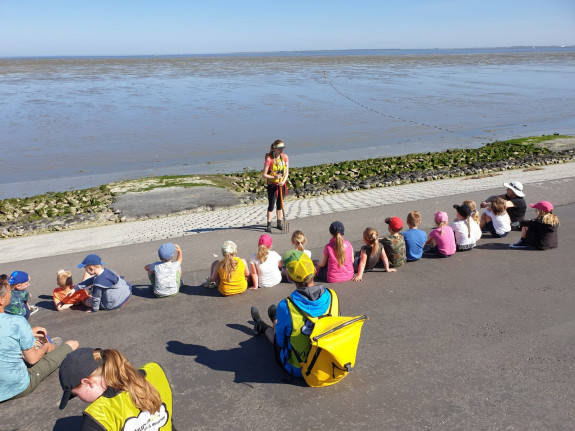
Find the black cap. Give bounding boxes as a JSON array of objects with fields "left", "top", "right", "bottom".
[
  {"left": 329, "top": 221, "right": 345, "bottom": 235},
  {"left": 59, "top": 348, "right": 102, "bottom": 410},
  {"left": 453, "top": 204, "right": 472, "bottom": 219}
]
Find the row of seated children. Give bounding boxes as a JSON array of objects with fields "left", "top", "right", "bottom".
[{"left": 7, "top": 198, "right": 559, "bottom": 312}]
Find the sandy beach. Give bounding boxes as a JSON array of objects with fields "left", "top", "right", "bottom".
[{"left": 2, "top": 163, "right": 575, "bottom": 430}]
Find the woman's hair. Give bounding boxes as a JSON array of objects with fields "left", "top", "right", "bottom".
[
  {"left": 491, "top": 197, "right": 507, "bottom": 216},
  {"left": 539, "top": 211, "right": 560, "bottom": 227},
  {"left": 463, "top": 200, "right": 480, "bottom": 223},
  {"left": 363, "top": 228, "right": 380, "bottom": 257},
  {"left": 291, "top": 230, "right": 307, "bottom": 252},
  {"left": 406, "top": 211, "right": 421, "bottom": 227},
  {"left": 220, "top": 252, "right": 238, "bottom": 282},
  {"left": 265, "top": 140, "right": 284, "bottom": 159},
  {"left": 333, "top": 233, "right": 346, "bottom": 267},
  {"left": 92, "top": 349, "right": 162, "bottom": 414},
  {"left": 57, "top": 270, "right": 73, "bottom": 288},
  {"left": 256, "top": 244, "right": 269, "bottom": 263},
  {"left": 0, "top": 278, "right": 9, "bottom": 298}
]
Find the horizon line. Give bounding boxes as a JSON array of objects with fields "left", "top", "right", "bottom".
[{"left": 2, "top": 45, "right": 574, "bottom": 60}]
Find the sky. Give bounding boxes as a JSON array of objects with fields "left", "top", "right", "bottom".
[{"left": 1, "top": 0, "right": 574, "bottom": 57}]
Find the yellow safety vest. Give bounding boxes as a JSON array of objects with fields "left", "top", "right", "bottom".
[{"left": 84, "top": 362, "right": 173, "bottom": 431}]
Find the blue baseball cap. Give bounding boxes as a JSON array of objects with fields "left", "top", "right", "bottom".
[
  {"left": 158, "top": 243, "right": 176, "bottom": 260},
  {"left": 9, "top": 271, "right": 29, "bottom": 285},
  {"left": 77, "top": 254, "right": 105, "bottom": 268}
]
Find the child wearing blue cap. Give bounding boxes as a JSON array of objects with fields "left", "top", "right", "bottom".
[
  {"left": 76, "top": 254, "right": 132, "bottom": 313},
  {"left": 5, "top": 271, "right": 38, "bottom": 319},
  {"left": 144, "top": 243, "right": 183, "bottom": 297}
]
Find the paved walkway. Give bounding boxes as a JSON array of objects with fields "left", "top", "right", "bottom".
[{"left": 1, "top": 162, "right": 573, "bottom": 264}]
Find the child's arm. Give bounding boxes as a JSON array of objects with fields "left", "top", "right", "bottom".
[
  {"left": 316, "top": 252, "right": 328, "bottom": 268},
  {"left": 174, "top": 244, "right": 183, "bottom": 264},
  {"left": 242, "top": 259, "right": 249, "bottom": 278},
  {"left": 144, "top": 264, "right": 152, "bottom": 275},
  {"left": 88, "top": 286, "right": 102, "bottom": 313},
  {"left": 249, "top": 261, "right": 259, "bottom": 289},
  {"left": 380, "top": 246, "right": 396, "bottom": 273},
  {"left": 352, "top": 251, "right": 368, "bottom": 282}
]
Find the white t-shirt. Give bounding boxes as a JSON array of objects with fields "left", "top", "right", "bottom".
[
  {"left": 485, "top": 209, "right": 511, "bottom": 235},
  {"left": 149, "top": 260, "right": 181, "bottom": 297},
  {"left": 450, "top": 219, "right": 478, "bottom": 250},
  {"left": 251, "top": 250, "right": 282, "bottom": 288}
]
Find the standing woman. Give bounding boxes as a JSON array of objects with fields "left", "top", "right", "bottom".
[
  {"left": 262, "top": 139, "right": 289, "bottom": 233},
  {"left": 59, "top": 348, "right": 174, "bottom": 430}
]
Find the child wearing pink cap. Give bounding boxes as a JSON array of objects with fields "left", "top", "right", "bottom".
[
  {"left": 509, "top": 201, "right": 559, "bottom": 250},
  {"left": 249, "top": 234, "right": 283, "bottom": 288},
  {"left": 424, "top": 211, "right": 456, "bottom": 258}
]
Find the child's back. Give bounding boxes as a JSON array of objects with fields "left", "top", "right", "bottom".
[
  {"left": 146, "top": 243, "right": 182, "bottom": 297},
  {"left": 403, "top": 211, "right": 427, "bottom": 261}
]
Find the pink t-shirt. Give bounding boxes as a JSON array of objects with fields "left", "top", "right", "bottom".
[
  {"left": 323, "top": 237, "right": 354, "bottom": 283},
  {"left": 428, "top": 226, "right": 456, "bottom": 256}
]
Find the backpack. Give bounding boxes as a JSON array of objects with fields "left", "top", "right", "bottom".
[{"left": 286, "top": 289, "right": 367, "bottom": 387}]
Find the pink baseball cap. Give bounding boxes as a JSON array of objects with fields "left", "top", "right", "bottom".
[
  {"left": 434, "top": 211, "right": 448, "bottom": 224},
  {"left": 530, "top": 201, "right": 553, "bottom": 213},
  {"left": 258, "top": 234, "right": 273, "bottom": 248}
]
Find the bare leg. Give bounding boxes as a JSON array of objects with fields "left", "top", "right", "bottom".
[
  {"left": 264, "top": 320, "right": 276, "bottom": 344},
  {"left": 480, "top": 212, "right": 491, "bottom": 229}
]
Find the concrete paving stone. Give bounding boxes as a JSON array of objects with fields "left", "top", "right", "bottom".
[{"left": 1, "top": 162, "right": 573, "bottom": 264}]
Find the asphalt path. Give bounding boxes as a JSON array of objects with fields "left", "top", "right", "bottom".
[{"left": 2, "top": 175, "right": 575, "bottom": 430}]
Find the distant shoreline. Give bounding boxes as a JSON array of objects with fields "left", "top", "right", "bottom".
[{"left": 2, "top": 45, "right": 574, "bottom": 60}]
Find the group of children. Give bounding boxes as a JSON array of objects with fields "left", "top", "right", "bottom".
[
  {"left": 1, "top": 193, "right": 560, "bottom": 316},
  {"left": 199, "top": 197, "right": 560, "bottom": 296}
]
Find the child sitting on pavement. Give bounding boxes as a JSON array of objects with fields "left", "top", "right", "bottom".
[
  {"left": 353, "top": 228, "right": 396, "bottom": 282},
  {"left": 204, "top": 241, "right": 249, "bottom": 296},
  {"left": 424, "top": 211, "right": 456, "bottom": 258},
  {"left": 462, "top": 200, "right": 482, "bottom": 243},
  {"left": 249, "top": 234, "right": 283, "bottom": 289},
  {"left": 480, "top": 196, "right": 511, "bottom": 238},
  {"left": 5, "top": 271, "right": 38, "bottom": 319},
  {"left": 402, "top": 211, "right": 428, "bottom": 262},
  {"left": 315, "top": 221, "right": 354, "bottom": 283},
  {"left": 281, "top": 230, "right": 311, "bottom": 281},
  {"left": 53, "top": 270, "right": 92, "bottom": 311},
  {"left": 381, "top": 217, "right": 407, "bottom": 268},
  {"left": 509, "top": 201, "right": 559, "bottom": 250},
  {"left": 145, "top": 243, "right": 183, "bottom": 297},
  {"left": 76, "top": 254, "right": 132, "bottom": 313},
  {"left": 451, "top": 204, "right": 481, "bottom": 251}
]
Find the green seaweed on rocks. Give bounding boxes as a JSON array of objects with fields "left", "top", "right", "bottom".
[{"left": 1, "top": 135, "right": 573, "bottom": 238}]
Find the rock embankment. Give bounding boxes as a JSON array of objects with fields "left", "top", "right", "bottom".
[{"left": 1, "top": 137, "right": 574, "bottom": 238}]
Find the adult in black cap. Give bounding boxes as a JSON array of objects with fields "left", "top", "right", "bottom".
[
  {"left": 262, "top": 139, "right": 289, "bottom": 232},
  {"left": 59, "top": 347, "right": 174, "bottom": 430},
  {"left": 480, "top": 181, "right": 527, "bottom": 230}
]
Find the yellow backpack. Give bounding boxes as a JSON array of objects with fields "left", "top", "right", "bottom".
[{"left": 287, "top": 289, "right": 368, "bottom": 387}]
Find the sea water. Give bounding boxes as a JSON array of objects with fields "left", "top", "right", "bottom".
[{"left": 1, "top": 47, "right": 574, "bottom": 198}]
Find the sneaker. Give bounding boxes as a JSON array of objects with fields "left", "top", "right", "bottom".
[
  {"left": 29, "top": 305, "right": 39, "bottom": 315},
  {"left": 202, "top": 278, "right": 217, "bottom": 288},
  {"left": 251, "top": 306, "right": 269, "bottom": 335},
  {"left": 268, "top": 304, "right": 277, "bottom": 322},
  {"left": 509, "top": 239, "right": 528, "bottom": 249},
  {"left": 51, "top": 336, "right": 63, "bottom": 348}
]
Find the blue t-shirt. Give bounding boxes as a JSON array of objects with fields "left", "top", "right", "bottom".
[
  {"left": 403, "top": 228, "right": 428, "bottom": 261},
  {"left": 0, "top": 313, "right": 35, "bottom": 401}
]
